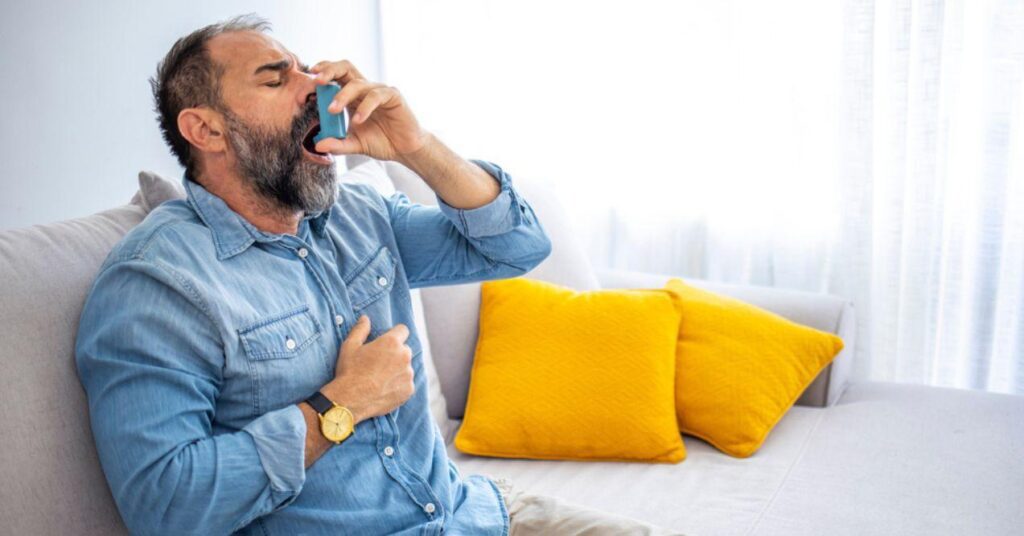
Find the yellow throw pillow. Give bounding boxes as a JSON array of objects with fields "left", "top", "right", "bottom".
[
  {"left": 454, "top": 277, "right": 687, "bottom": 463},
  {"left": 664, "top": 278, "right": 844, "bottom": 458}
]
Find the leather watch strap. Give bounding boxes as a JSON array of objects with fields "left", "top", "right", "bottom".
[{"left": 305, "top": 391, "right": 335, "bottom": 415}]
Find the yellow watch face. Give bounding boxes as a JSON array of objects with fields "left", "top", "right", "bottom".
[{"left": 321, "top": 405, "right": 355, "bottom": 443}]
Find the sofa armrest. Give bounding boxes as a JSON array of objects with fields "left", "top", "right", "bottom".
[{"left": 594, "top": 268, "right": 856, "bottom": 408}]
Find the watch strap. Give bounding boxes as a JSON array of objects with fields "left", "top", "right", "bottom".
[{"left": 305, "top": 391, "right": 335, "bottom": 415}]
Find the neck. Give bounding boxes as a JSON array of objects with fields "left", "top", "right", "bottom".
[{"left": 197, "top": 165, "right": 303, "bottom": 236}]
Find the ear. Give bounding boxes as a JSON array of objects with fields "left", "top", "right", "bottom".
[{"left": 177, "top": 107, "right": 227, "bottom": 155}]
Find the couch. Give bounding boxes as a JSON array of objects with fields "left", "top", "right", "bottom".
[{"left": 0, "top": 157, "right": 1020, "bottom": 535}]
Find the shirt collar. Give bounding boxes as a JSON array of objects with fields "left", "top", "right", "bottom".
[{"left": 182, "top": 174, "right": 332, "bottom": 260}]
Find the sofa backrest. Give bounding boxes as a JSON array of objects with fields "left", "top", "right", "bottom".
[
  {"left": 0, "top": 202, "right": 146, "bottom": 535},
  {"left": 345, "top": 156, "right": 855, "bottom": 412}
]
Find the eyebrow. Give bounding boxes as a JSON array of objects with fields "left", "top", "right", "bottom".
[
  {"left": 253, "top": 58, "right": 292, "bottom": 76},
  {"left": 251, "top": 54, "right": 307, "bottom": 76}
]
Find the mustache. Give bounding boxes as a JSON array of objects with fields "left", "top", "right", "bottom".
[{"left": 291, "top": 100, "right": 320, "bottom": 140}]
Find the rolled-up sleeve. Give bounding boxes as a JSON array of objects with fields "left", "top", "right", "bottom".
[
  {"left": 435, "top": 159, "right": 522, "bottom": 238},
  {"left": 75, "top": 259, "right": 306, "bottom": 535},
  {"left": 243, "top": 404, "right": 307, "bottom": 493},
  {"left": 384, "top": 159, "right": 552, "bottom": 288}
]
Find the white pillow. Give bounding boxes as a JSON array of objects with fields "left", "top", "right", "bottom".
[
  {"left": 134, "top": 165, "right": 456, "bottom": 442},
  {"left": 133, "top": 170, "right": 187, "bottom": 210}
]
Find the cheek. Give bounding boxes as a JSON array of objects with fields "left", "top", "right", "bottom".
[{"left": 237, "top": 94, "right": 292, "bottom": 130}]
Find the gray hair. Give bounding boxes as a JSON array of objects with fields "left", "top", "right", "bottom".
[{"left": 149, "top": 14, "right": 271, "bottom": 180}]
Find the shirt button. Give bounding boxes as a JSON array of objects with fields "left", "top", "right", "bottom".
[
  {"left": 285, "top": 338, "right": 297, "bottom": 350},
  {"left": 383, "top": 446, "right": 395, "bottom": 456},
  {"left": 334, "top": 314, "right": 345, "bottom": 326},
  {"left": 297, "top": 248, "right": 308, "bottom": 259},
  {"left": 424, "top": 503, "right": 436, "bottom": 514},
  {"left": 377, "top": 276, "right": 388, "bottom": 287}
]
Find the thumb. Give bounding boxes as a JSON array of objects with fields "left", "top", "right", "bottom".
[
  {"left": 342, "top": 314, "right": 371, "bottom": 351},
  {"left": 314, "top": 135, "right": 362, "bottom": 156}
]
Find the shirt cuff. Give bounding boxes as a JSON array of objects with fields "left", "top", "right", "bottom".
[
  {"left": 242, "top": 404, "right": 307, "bottom": 495},
  {"left": 435, "top": 159, "right": 525, "bottom": 238}
]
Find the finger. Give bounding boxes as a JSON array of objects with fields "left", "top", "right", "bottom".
[
  {"left": 384, "top": 323, "right": 410, "bottom": 344},
  {"left": 329, "top": 80, "right": 386, "bottom": 114},
  {"left": 309, "top": 61, "right": 335, "bottom": 84},
  {"left": 314, "top": 135, "right": 361, "bottom": 156},
  {"left": 342, "top": 314, "right": 371, "bottom": 351},
  {"left": 351, "top": 87, "right": 394, "bottom": 124},
  {"left": 309, "top": 60, "right": 331, "bottom": 74},
  {"left": 310, "top": 59, "right": 367, "bottom": 85}
]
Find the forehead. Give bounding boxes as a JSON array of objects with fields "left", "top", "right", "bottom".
[{"left": 207, "top": 30, "right": 293, "bottom": 78}]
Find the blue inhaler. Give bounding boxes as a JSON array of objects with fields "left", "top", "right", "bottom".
[{"left": 314, "top": 82, "right": 348, "bottom": 143}]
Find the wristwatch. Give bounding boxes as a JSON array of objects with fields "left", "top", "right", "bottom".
[{"left": 305, "top": 391, "right": 356, "bottom": 444}]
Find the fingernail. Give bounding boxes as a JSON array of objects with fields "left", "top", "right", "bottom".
[{"left": 352, "top": 113, "right": 362, "bottom": 123}]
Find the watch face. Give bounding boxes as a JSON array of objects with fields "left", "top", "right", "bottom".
[{"left": 322, "top": 406, "right": 354, "bottom": 442}]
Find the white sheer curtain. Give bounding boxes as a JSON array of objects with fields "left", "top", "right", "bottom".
[
  {"left": 836, "top": 0, "right": 1024, "bottom": 394},
  {"left": 377, "top": 0, "right": 1024, "bottom": 395}
]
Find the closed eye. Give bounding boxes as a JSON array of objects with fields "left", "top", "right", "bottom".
[{"left": 265, "top": 80, "right": 283, "bottom": 88}]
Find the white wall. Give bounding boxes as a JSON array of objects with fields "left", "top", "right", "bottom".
[{"left": 0, "top": 0, "right": 382, "bottom": 230}]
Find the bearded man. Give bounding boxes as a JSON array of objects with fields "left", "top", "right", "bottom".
[{"left": 74, "top": 14, "right": 682, "bottom": 536}]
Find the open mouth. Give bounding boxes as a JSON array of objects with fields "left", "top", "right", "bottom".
[{"left": 300, "top": 121, "right": 333, "bottom": 164}]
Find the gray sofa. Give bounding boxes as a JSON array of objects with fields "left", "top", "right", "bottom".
[{"left": 0, "top": 159, "right": 1021, "bottom": 535}]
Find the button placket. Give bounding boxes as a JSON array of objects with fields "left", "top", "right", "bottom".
[
  {"left": 285, "top": 241, "right": 344, "bottom": 377},
  {"left": 373, "top": 416, "right": 436, "bottom": 518}
]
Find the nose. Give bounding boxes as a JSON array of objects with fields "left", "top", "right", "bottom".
[{"left": 297, "top": 71, "right": 319, "bottom": 107}]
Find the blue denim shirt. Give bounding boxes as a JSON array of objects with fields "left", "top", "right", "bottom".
[{"left": 74, "top": 160, "right": 551, "bottom": 535}]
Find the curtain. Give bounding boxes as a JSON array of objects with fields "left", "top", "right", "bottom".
[
  {"left": 836, "top": 0, "right": 1024, "bottom": 394},
  {"left": 377, "top": 0, "right": 1024, "bottom": 395}
]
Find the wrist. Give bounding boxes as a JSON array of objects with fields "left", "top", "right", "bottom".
[
  {"left": 321, "top": 378, "right": 367, "bottom": 425},
  {"left": 394, "top": 131, "right": 442, "bottom": 175}
]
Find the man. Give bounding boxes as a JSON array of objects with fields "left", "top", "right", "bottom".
[{"left": 76, "top": 15, "right": 682, "bottom": 536}]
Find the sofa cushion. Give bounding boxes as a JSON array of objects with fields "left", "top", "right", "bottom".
[
  {"left": 349, "top": 156, "right": 602, "bottom": 418},
  {"left": 455, "top": 277, "right": 686, "bottom": 463},
  {"left": 449, "top": 381, "right": 1024, "bottom": 535},
  {"left": 448, "top": 392, "right": 827, "bottom": 536},
  {"left": 0, "top": 200, "right": 146, "bottom": 535}
]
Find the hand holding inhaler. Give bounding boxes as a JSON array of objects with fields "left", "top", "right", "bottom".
[{"left": 310, "top": 59, "right": 429, "bottom": 160}]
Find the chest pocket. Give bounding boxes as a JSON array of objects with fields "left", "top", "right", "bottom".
[
  {"left": 239, "top": 305, "right": 323, "bottom": 360},
  {"left": 238, "top": 305, "right": 326, "bottom": 414},
  {"left": 345, "top": 246, "right": 397, "bottom": 337}
]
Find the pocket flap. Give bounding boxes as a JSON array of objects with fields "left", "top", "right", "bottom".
[
  {"left": 346, "top": 247, "right": 397, "bottom": 310},
  {"left": 238, "top": 305, "right": 322, "bottom": 361}
]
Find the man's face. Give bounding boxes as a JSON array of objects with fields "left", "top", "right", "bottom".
[{"left": 206, "top": 31, "right": 336, "bottom": 214}]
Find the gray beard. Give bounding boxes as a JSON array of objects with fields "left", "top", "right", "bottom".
[{"left": 222, "top": 103, "right": 337, "bottom": 215}]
